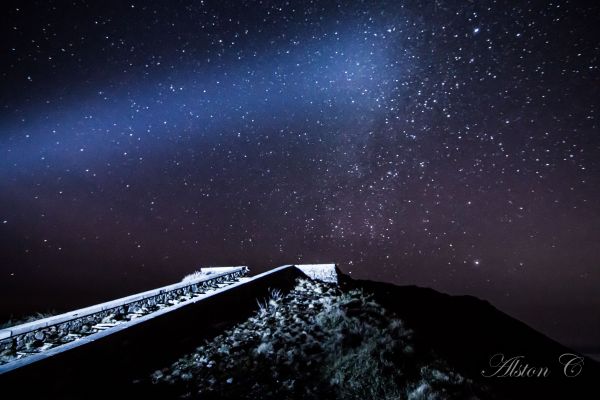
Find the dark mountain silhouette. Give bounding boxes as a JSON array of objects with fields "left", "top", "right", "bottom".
[{"left": 338, "top": 269, "right": 600, "bottom": 399}]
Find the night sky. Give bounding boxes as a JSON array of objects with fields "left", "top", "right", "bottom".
[{"left": 0, "top": 1, "right": 598, "bottom": 350}]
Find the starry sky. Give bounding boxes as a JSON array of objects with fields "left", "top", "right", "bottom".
[{"left": 0, "top": 1, "right": 598, "bottom": 350}]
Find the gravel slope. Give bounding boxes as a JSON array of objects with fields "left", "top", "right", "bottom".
[{"left": 151, "top": 279, "right": 484, "bottom": 399}]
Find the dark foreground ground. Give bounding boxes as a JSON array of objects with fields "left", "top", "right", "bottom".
[
  {"left": 2, "top": 268, "right": 598, "bottom": 399},
  {"left": 141, "top": 272, "right": 599, "bottom": 399},
  {"left": 148, "top": 279, "right": 484, "bottom": 399}
]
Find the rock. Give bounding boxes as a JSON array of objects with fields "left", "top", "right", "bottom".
[
  {"left": 151, "top": 370, "right": 164, "bottom": 381},
  {"left": 101, "top": 315, "right": 115, "bottom": 324}
]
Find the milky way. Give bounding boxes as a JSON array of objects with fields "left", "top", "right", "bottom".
[{"left": 0, "top": 1, "right": 598, "bottom": 350}]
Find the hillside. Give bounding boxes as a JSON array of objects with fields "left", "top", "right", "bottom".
[
  {"left": 149, "top": 279, "right": 488, "bottom": 399},
  {"left": 144, "top": 272, "right": 599, "bottom": 399}
]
